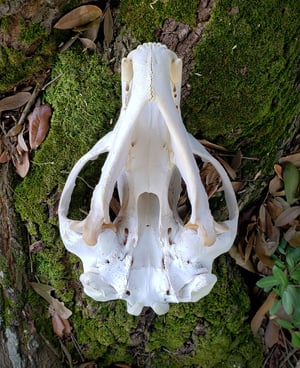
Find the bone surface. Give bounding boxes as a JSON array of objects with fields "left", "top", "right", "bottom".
[{"left": 58, "top": 43, "right": 239, "bottom": 316}]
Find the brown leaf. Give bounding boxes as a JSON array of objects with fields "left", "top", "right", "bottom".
[
  {"left": 269, "top": 176, "right": 284, "bottom": 196},
  {"left": 51, "top": 313, "right": 65, "bottom": 338},
  {"left": 30, "top": 282, "right": 72, "bottom": 319},
  {"left": 284, "top": 226, "right": 300, "bottom": 247},
  {"left": 265, "top": 319, "right": 280, "bottom": 348},
  {"left": 251, "top": 291, "right": 277, "bottom": 335},
  {"left": 79, "top": 37, "right": 97, "bottom": 51},
  {"left": 0, "top": 92, "right": 31, "bottom": 112},
  {"left": 266, "top": 197, "right": 284, "bottom": 220},
  {"left": 54, "top": 5, "right": 102, "bottom": 30},
  {"left": 274, "top": 206, "right": 300, "bottom": 227},
  {"left": 12, "top": 151, "right": 30, "bottom": 178},
  {"left": 216, "top": 155, "right": 237, "bottom": 180},
  {"left": 17, "top": 129, "right": 28, "bottom": 152},
  {"left": 279, "top": 152, "right": 300, "bottom": 168},
  {"left": 0, "top": 150, "right": 9, "bottom": 163},
  {"left": 231, "top": 150, "right": 242, "bottom": 170},
  {"left": 231, "top": 181, "right": 244, "bottom": 192},
  {"left": 199, "top": 139, "right": 228, "bottom": 152},
  {"left": 81, "top": 18, "right": 102, "bottom": 41},
  {"left": 28, "top": 103, "right": 52, "bottom": 149},
  {"left": 103, "top": 6, "right": 113, "bottom": 44},
  {"left": 229, "top": 245, "right": 255, "bottom": 272},
  {"left": 6, "top": 124, "right": 23, "bottom": 137},
  {"left": 274, "top": 164, "right": 283, "bottom": 180}
]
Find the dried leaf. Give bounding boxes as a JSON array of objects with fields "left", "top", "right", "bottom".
[
  {"left": 216, "top": 155, "right": 237, "bottom": 180},
  {"left": 231, "top": 150, "right": 242, "bottom": 170},
  {"left": 199, "top": 139, "right": 228, "bottom": 152},
  {"left": 0, "top": 150, "right": 9, "bottom": 163},
  {"left": 103, "top": 6, "right": 113, "bottom": 44},
  {"left": 265, "top": 319, "right": 280, "bottom": 348},
  {"left": 28, "top": 103, "right": 52, "bottom": 149},
  {"left": 231, "top": 181, "right": 244, "bottom": 192},
  {"left": 229, "top": 245, "right": 255, "bottom": 272},
  {"left": 30, "top": 282, "right": 72, "bottom": 319},
  {"left": 81, "top": 18, "right": 101, "bottom": 41},
  {"left": 12, "top": 151, "right": 30, "bottom": 178},
  {"left": 284, "top": 226, "right": 300, "bottom": 247},
  {"left": 269, "top": 176, "right": 284, "bottom": 196},
  {"left": 6, "top": 124, "right": 23, "bottom": 137},
  {"left": 54, "top": 5, "right": 102, "bottom": 30},
  {"left": 51, "top": 313, "right": 65, "bottom": 338},
  {"left": 251, "top": 291, "right": 277, "bottom": 334},
  {"left": 279, "top": 152, "right": 300, "bottom": 167},
  {"left": 283, "top": 162, "right": 300, "bottom": 204},
  {"left": 79, "top": 37, "right": 97, "bottom": 51},
  {"left": 17, "top": 129, "right": 28, "bottom": 152},
  {"left": 266, "top": 197, "right": 284, "bottom": 220},
  {"left": 274, "top": 164, "right": 283, "bottom": 179},
  {"left": 0, "top": 92, "right": 31, "bottom": 112},
  {"left": 274, "top": 206, "right": 300, "bottom": 227}
]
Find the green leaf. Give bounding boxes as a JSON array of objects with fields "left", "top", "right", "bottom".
[
  {"left": 277, "top": 319, "right": 294, "bottom": 329},
  {"left": 291, "top": 267, "right": 300, "bottom": 282},
  {"left": 290, "top": 248, "right": 300, "bottom": 262},
  {"left": 282, "top": 289, "right": 294, "bottom": 315},
  {"left": 272, "top": 265, "right": 288, "bottom": 287},
  {"left": 283, "top": 162, "right": 300, "bottom": 204},
  {"left": 270, "top": 299, "right": 282, "bottom": 315},
  {"left": 291, "top": 332, "right": 300, "bottom": 348},
  {"left": 286, "top": 251, "right": 295, "bottom": 272},
  {"left": 256, "top": 276, "right": 280, "bottom": 291},
  {"left": 271, "top": 255, "right": 285, "bottom": 270}
]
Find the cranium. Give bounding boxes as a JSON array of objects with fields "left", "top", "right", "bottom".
[{"left": 58, "top": 43, "right": 239, "bottom": 316}]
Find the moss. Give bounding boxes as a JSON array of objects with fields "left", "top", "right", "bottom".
[
  {"left": 119, "top": 0, "right": 199, "bottom": 42},
  {"left": 183, "top": 0, "right": 300, "bottom": 174},
  {"left": 0, "top": 15, "right": 58, "bottom": 92},
  {"left": 19, "top": 21, "right": 49, "bottom": 45}
]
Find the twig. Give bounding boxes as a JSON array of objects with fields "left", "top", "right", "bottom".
[
  {"left": 17, "top": 83, "right": 43, "bottom": 126},
  {"left": 42, "top": 73, "right": 63, "bottom": 91}
]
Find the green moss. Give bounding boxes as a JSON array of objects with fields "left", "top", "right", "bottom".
[
  {"left": 119, "top": 0, "right": 199, "bottom": 41},
  {"left": 183, "top": 0, "right": 300, "bottom": 174},
  {"left": 19, "top": 21, "right": 49, "bottom": 45}
]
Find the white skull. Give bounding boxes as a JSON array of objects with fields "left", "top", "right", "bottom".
[{"left": 58, "top": 43, "right": 239, "bottom": 316}]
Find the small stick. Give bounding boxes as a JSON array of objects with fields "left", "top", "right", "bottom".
[{"left": 17, "top": 82, "right": 43, "bottom": 126}]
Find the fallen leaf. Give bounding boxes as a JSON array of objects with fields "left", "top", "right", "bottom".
[
  {"left": 231, "top": 181, "right": 244, "bottom": 192},
  {"left": 54, "top": 5, "right": 102, "bottom": 30},
  {"left": 216, "top": 155, "right": 237, "bottom": 180},
  {"left": 274, "top": 206, "right": 300, "bottom": 227},
  {"left": 251, "top": 291, "right": 277, "bottom": 335},
  {"left": 199, "top": 139, "right": 228, "bottom": 152},
  {"left": 79, "top": 37, "right": 97, "bottom": 51},
  {"left": 30, "top": 282, "right": 72, "bottom": 319},
  {"left": 284, "top": 226, "right": 300, "bottom": 247},
  {"left": 12, "top": 151, "right": 30, "bottom": 178},
  {"left": 265, "top": 319, "right": 280, "bottom": 348},
  {"left": 51, "top": 313, "right": 66, "bottom": 338},
  {"left": 0, "top": 92, "right": 31, "bottom": 112},
  {"left": 0, "top": 150, "right": 9, "bottom": 163},
  {"left": 6, "top": 124, "right": 23, "bottom": 137},
  {"left": 17, "top": 129, "right": 28, "bottom": 152},
  {"left": 28, "top": 103, "right": 52, "bottom": 149},
  {"left": 274, "top": 164, "right": 283, "bottom": 179},
  {"left": 266, "top": 197, "right": 284, "bottom": 220},
  {"left": 279, "top": 152, "right": 300, "bottom": 167},
  {"left": 269, "top": 175, "right": 284, "bottom": 196},
  {"left": 229, "top": 244, "right": 255, "bottom": 272},
  {"left": 81, "top": 18, "right": 102, "bottom": 41},
  {"left": 103, "top": 6, "right": 113, "bottom": 44},
  {"left": 231, "top": 150, "right": 242, "bottom": 170}
]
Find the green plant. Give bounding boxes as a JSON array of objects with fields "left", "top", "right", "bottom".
[{"left": 257, "top": 240, "right": 300, "bottom": 347}]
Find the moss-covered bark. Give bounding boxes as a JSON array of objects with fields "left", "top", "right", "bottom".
[{"left": 4, "top": 0, "right": 300, "bottom": 366}]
